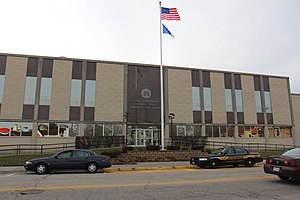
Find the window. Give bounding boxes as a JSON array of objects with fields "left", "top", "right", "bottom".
[
  {"left": 73, "top": 150, "right": 90, "bottom": 157},
  {"left": 192, "top": 87, "right": 201, "bottom": 111},
  {"left": 203, "top": 87, "right": 211, "bottom": 111},
  {"left": 268, "top": 127, "right": 292, "bottom": 138},
  {"left": 85, "top": 80, "right": 96, "bottom": 107},
  {"left": 264, "top": 91, "right": 272, "bottom": 113},
  {"left": 225, "top": 89, "right": 233, "bottom": 111},
  {"left": 24, "top": 77, "right": 37, "bottom": 105},
  {"left": 255, "top": 91, "right": 262, "bottom": 112},
  {"left": 40, "top": 78, "right": 52, "bottom": 105},
  {"left": 38, "top": 123, "right": 79, "bottom": 137},
  {"left": 235, "top": 90, "right": 243, "bottom": 112},
  {"left": 0, "top": 75, "right": 4, "bottom": 103},
  {"left": 235, "top": 147, "right": 247, "bottom": 154},
  {"left": 57, "top": 151, "right": 72, "bottom": 159},
  {"left": 70, "top": 79, "right": 82, "bottom": 106}
]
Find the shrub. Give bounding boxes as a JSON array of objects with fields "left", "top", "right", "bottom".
[{"left": 146, "top": 145, "right": 160, "bottom": 151}]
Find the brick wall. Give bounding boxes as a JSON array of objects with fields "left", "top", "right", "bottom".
[{"left": 111, "top": 150, "right": 202, "bottom": 164}]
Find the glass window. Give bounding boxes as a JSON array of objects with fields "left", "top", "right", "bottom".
[
  {"left": 264, "top": 91, "right": 272, "bottom": 113},
  {"left": 70, "top": 79, "right": 82, "bottom": 106},
  {"left": 0, "top": 122, "right": 10, "bottom": 136},
  {"left": 255, "top": 91, "right": 262, "bottom": 112},
  {"left": 238, "top": 126, "right": 245, "bottom": 137},
  {"left": 104, "top": 124, "right": 112, "bottom": 136},
  {"left": 10, "top": 123, "right": 32, "bottom": 136},
  {"left": 113, "top": 124, "right": 123, "bottom": 136},
  {"left": 84, "top": 124, "right": 94, "bottom": 136},
  {"left": 213, "top": 126, "right": 219, "bottom": 137},
  {"left": 73, "top": 150, "right": 89, "bottom": 157},
  {"left": 235, "top": 90, "right": 243, "bottom": 112},
  {"left": 227, "top": 126, "right": 234, "bottom": 137},
  {"left": 220, "top": 126, "right": 227, "bottom": 137},
  {"left": 205, "top": 126, "right": 212, "bottom": 137},
  {"left": 0, "top": 75, "right": 4, "bottom": 103},
  {"left": 24, "top": 77, "right": 37, "bottom": 105},
  {"left": 203, "top": 87, "right": 212, "bottom": 111},
  {"left": 192, "top": 87, "right": 201, "bottom": 111},
  {"left": 95, "top": 124, "right": 104, "bottom": 136},
  {"left": 177, "top": 126, "right": 186, "bottom": 136},
  {"left": 225, "top": 89, "right": 233, "bottom": 112},
  {"left": 57, "top": 151, "right": 72, "bottom": 159},
  {"left": 37, "top": 123, "right": 49, "bottom": 137},
  {"left": 40, "top": 78, "right": 52, "bottom": 105},
  {"left": 85, "top": 80, "right": 96, "bottom": 107}
]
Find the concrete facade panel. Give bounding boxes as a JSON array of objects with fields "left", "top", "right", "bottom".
[
  {"left": 95, "top": 63, "right": 124, "bottom": 122},
  {"left": 168, "top": 69, "right": 193, "bottom": 123},
  {"left": 270, "top": 78, "right": 292, "bottom": 124},
  {"left": 241, "top": 75, "right": 257, "bottom": 124},
  {"left": 0, "top": 56, "right": 27, "bottom": 120},
  {"left": 49, "top": 60, "right": 72, "bottom": 120},
  {"left": 210, "top": 72, "right": 226, "bottom": 123}
]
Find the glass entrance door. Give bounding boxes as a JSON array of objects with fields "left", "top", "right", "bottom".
[{"left": 127, "top": 128, "right": 160, "bottom": 146}]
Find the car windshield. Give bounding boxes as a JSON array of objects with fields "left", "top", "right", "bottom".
[
  {"left": 282, "top": 148, "right": 300, "bottom": 157},
  {"left": 211, "top": 148, "right": 224, "bottom": 154}
]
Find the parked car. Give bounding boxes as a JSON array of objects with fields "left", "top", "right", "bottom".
[
  {"left": 190, "top": 146, "right": 263, "bottom": 168},
  {"left": 24, "top": 149, "right": 111, "bottom": 174},
  {"left": 264, "top": 147, "right": 300, "bottom": 181}
]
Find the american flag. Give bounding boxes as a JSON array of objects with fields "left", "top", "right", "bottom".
[{"left": 161, "top": 7, "right": 180, "bottom": 20}]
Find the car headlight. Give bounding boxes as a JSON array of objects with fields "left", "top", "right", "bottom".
[
  {"left": 199, "top": 158, "right": 208, "bottom": 161},
  {"left": 25, "top": 161, "right": 32, "bottom": 165}
]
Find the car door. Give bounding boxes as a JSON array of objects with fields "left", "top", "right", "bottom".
[
  {"left": 50, "top": 150, "right": 73, "bottom": 170},
  {"left": 225, "top": 147, "right": 237, "bottom": 164},
  {"left": 68, "top": 150, "right": 91, "bottom": 170}
]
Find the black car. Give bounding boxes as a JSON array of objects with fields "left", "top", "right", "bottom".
[
  {"left": 24, "top": 149, "right": 111, "bottom": 174},
  {"left": 190, "top": 146, "right": 263, "bottom": 168},
  {"left": 264, "top": 147, "right": 300, "bottom": 181}
]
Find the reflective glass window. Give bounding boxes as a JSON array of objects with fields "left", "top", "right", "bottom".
[
  {"left": 264, "top": 91, "right": 272, "bottom": 113},
  {"left": 225, "top": 89, "right": 233, "bottom": 112},
  {"left": 255, "top": 91, "right": 262, "bottom": 112},
  {"left": 235, "top": 90, "right": 243, "bottom": 112},
  {"left": 40, "top": 78, "right": 52, "bottom": 105},
  {"left": 192, "top": 87, "right": 201, "bottom": 111},
  {"left": 24, "top": 77, "right": 37, "bottom": 105},
  {"left": 85, "top": 80, "right": 96, "bottom": 107},
  {"left": 70, "top": 79, "right": 82, "bottom": 106},
  {"left": 203, "top": 87, "right": 212, "bottom": 111}
]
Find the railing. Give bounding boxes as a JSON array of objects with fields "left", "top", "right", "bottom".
[
  {"left": 206, "top": 141, "right": 296, "bottom": 151},
  {"left": 0, "top": 142, "right": 76, "bottom": 155}
]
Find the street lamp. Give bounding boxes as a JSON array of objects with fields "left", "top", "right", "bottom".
[
  {"left": 168, "top": 113, "right": 175, "bottom": 144},
  {"left": 124, "top": 112, "right": 128, "bottom": 145}
]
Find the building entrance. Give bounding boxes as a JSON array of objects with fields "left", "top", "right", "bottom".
[{"left": 127, "top": 127, "right": 160, "bottom": 146}]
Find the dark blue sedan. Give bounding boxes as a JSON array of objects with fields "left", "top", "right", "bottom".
[{"left": 24, "top": 149, "right": 111, "bottom": 174}]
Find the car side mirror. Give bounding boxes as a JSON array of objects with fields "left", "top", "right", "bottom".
[{"left": 54, "top": 156, "right": 58, "bottom": 159}]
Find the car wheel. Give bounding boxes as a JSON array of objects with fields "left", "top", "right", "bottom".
[
  {"left": 278, "top": 175, "right": 291, "bottom": 181},
  {"left": 209, "top": 160, "right": 218, "bottom": 169},
  {"left": 245, "top": 158, "right": 254, "bottom": 167},
  {"left": 87, "top": 162, "right": 99, "bottom": 173},
  {"left": 35, "top": 163, "right": 48, "bottom": 174}
]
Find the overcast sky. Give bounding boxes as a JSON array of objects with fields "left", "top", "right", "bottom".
[{"left": 1, "top": 0, "right": 300, "bottom": 93}]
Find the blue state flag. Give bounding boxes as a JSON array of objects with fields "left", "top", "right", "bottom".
[{"left": 162, "top": 24, "right": 174, "bottom": 37}]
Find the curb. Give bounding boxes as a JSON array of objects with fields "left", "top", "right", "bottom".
[{"left": 103, "top": 165, "right": 198, "bottom": 173}]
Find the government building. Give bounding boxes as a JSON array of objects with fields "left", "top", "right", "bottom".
[{"left": 0, "top": 53, "right": 299, "bottom": 147}]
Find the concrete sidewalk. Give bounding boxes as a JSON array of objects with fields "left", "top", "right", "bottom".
[{"left": 0, "top": 161, "right": 195, "bottom": 174}]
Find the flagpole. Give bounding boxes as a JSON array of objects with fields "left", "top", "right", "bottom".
[{"left": 159, "top": 1, "right": 165, "bottom": 150}]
